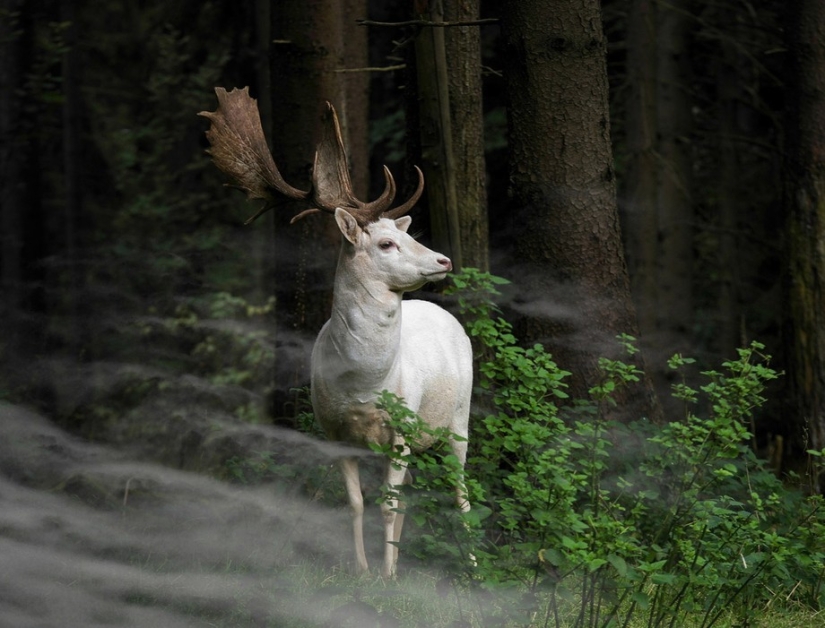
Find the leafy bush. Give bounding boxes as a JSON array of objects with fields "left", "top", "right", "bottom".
[{"left": 367, "top": 268, "right": 825, "bottom": 627}]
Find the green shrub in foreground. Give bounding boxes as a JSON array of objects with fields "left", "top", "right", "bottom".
[{"left": 372, "top": 268, "right": 825, "bottom": 628}]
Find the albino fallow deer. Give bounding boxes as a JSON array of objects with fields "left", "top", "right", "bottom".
[{"left": 200, "top": 88, "right": 473, "bottom": 579}]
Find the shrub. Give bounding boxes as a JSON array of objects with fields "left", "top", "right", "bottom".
[{"left": 367, "top": 268, "right": 825, "bottom": 628}]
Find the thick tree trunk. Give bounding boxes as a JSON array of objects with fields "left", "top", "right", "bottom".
[
  {"left": 414, "top": 0, "right": 463, "bottom": 269},
  {"left": 500, "top": 0, "right": 660, "bottom": 422},
  {"left": 268, "top": 0, "right": 369, "bottom": 405},
  {"left": 782, "top": 0, "right": 825, "bottom": 493},
  {"left": 268, "top": 4, "right": 368, "bottom": 322},
  {"left": 444, "top": 0, "right": 489, "bottom": 271},
  {"left": 343, "top": 0, "right": 371, "bottom": 201},
  {"left": 412, "top": 0, "right": 488, "bottom": 272}
]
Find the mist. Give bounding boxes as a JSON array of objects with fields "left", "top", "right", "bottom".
[{"left": 0, "top": 399, "right": 433, "bottom": 627}]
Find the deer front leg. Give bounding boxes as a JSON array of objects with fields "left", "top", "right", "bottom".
[
  {"left": 450, "top": 434, "right": 476, "bottom": 568},
  {"left": 340, "top": 457, "right": 369, "bottom": 575},
  {"left": 380, "top": 442, "right": 411, "bottom": 579}
]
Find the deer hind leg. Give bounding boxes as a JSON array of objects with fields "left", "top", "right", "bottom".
[
  {"left": 390, "top": 468, "right": 413, "bottom": 566},
  {"left": 340, "top": 457, "right": 369, "bottom": 575},
  {"left": 450, "top": 436, "right": 471, "bottom": 513},
  {"left": 380, "top": 442, "right": 411, "bottom": 579}
]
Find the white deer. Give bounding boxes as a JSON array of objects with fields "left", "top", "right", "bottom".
[{"left": 200, "top": 89, "right": 473, "bottom": 578}]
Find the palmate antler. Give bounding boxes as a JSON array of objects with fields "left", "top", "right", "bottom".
[{"left": 198, "top": 87, "right": 424, "bottom": 226}]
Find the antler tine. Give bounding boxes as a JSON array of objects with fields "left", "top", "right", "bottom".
[
  {"left": 381, "top": 165, "right": 425, "bottom": 221},
  {"left": 287, "top": 102, "right": 375, "bottom": 227},
  {"left": 199, "top": 88, "right": 309, "bottom": 223},
  {"left": 356, "top": 166, "right": 397, "bottom": 216}
]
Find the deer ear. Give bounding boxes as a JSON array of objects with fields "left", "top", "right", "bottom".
[
  {"left": 394, "top": 216, "right": 412, "bottom": 233},
  {"left": 335, "top": 207, "right": 361, "bottom": 245}
]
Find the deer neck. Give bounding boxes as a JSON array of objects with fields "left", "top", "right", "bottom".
[{"left": 325, "top": 254, "right": 403, "bottom": 385}]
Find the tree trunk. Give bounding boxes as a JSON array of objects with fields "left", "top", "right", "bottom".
[
  {"left": 61, "top": 0, "right": 83, "bottom": 353},
  {"left": 717, "top": 8, "right": 744, "bottom": 359},
  {"left": 343, "top": 0, "right": 370, "bottom": 201},
  {"left": 268, "top": 5, "right": 368, "bottom": 321},
  {"left": 655, "top": 0, "right": 693, "bottom": 357},
  {"left": 414, "top": 0, "right": 463, "bottom": 269},
  {"left": 621, "top": 0, "right": 658, "bottom": 339},
  {"left": 782, "top": 0, "right": 825, "bottom": 493},
  {"left": 444, "top": 0, "right": 489, "bottom": 271},
  {"left": 268, "top": 0, "right": 369, "bottom": 406},
  {"left": 0, "top": 0, "right": 26, "bottom": 332},
  {"left": 500, "top": 0, "right": 660, "bottom": 422}
]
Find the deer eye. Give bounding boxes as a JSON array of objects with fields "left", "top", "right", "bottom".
[{"left": 378, "top": 240, "right": 396, "bottom": 251}]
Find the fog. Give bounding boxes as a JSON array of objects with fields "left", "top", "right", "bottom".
[{"left": 0, "top": 401, "right": 405, "bottom": 627}]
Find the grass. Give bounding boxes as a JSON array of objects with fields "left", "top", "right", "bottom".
[{"left": 182, "top": 557, "right": 823, "bottom": 628}]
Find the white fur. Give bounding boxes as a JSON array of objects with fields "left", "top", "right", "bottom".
[{"left": 311, "top": 208, "right": 473, "bottom": 578}]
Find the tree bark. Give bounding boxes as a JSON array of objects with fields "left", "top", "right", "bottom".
[
  {"left": 268, "top": 4, "right": 368, "bottom": 322},
  {"left": 268, "top": 0, "right": 369, "bottom": 405},
  {"left": 411, "top": 0, "right": 488, "bottom": 272},
  {"left": 343, "top": 0, "right": 370, "bottom": 201},
  {"left": 500, "top": 0, "right": 660, "bottom": 421},
  {"left": 414, "top": 0, "right": 463, "bottom": 269},
  {"left": 782, "top": 0, "right": 825, "bottom": 493},
  {"left": 444, "top": 0, "right": 489, "bottom": 271}
]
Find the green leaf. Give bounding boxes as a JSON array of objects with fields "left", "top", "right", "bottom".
[
  {"left": 631, "top": 591, "right": 650, "bottom": 610},
  {"left": 607, "top": 554, "right": 628, "bottom": 577},
  {"left": 588, "top": 558, "right": 608, "bottom": 572},
  {"left": 651, "top": 572, "right": 677, "bottom": 585}
]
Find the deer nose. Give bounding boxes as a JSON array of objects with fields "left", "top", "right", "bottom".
[{"left": 437, "top": 257, "right": 453, "bottom": 272}]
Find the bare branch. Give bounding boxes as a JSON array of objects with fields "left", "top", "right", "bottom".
[
  {"left": 334, "top": 64, "right": 406, "bottom": 73},
  {"left": 356, "top": 18, "right": 499, "bottom": 28}
]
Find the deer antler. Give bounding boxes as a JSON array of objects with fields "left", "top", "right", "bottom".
[{"left": 199, "top": 88, "right": 424, "bottom": 227}]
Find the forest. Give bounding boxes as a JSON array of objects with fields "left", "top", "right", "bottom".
[{"left": 2, "top": 0, "right": 825, "bottom": 626}]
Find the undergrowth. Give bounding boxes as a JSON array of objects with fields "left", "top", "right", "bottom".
[{"left": 361, "top": 268, "right": 825, "bottom": 628}]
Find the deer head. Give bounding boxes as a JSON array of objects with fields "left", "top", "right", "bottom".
[
  {"left": 334, "top": 207, "right": 452, "bottom": 293},
  {"left": 198, "top": 88, "right": 424, "bottom": 227}
]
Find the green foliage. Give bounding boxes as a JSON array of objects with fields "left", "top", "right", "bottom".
[
  {"left": 370, "top": 390, "right": 483, "bottom": 575},
  {"left": 362, "top": 268, "right": 825, "bottom": 628},
  {"left": 141, "top": 291, "right": 276, "bottom": 399}
]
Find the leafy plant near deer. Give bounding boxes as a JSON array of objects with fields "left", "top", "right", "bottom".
[{"left": 373, "top": 268, "right": 825, "bottom": 627}]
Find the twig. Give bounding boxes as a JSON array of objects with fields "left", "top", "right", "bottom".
[
  {"left": 334, "top": 64, "right": 406, "bottom": 74},
  {"left": 356, "top": 18, "right": 499, "bottom": 28},
  {"left": 123, "top": 477, "right": 133, "bottom": 507}
]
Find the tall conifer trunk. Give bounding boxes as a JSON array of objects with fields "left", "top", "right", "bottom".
[
  {"left": 0, "top": 0, "right": 26, "bottom": 331},
  {"left": 622, "top": 0, "right": 658, "bottom": 338},
  {"left": 783, "top": 0, "right": 825, "bottom": 492},
  {"left": 500, "top": 0, "right": 660, "bottom": 421},
  {"left": 268, "top": 0, "right": 369, "bottom": 400},
  {"left": 444, "top": 0, "right": 488, "bottom": 271},
  {"left": 655, "top": 0, "right": 693, "bottom": 358}
]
